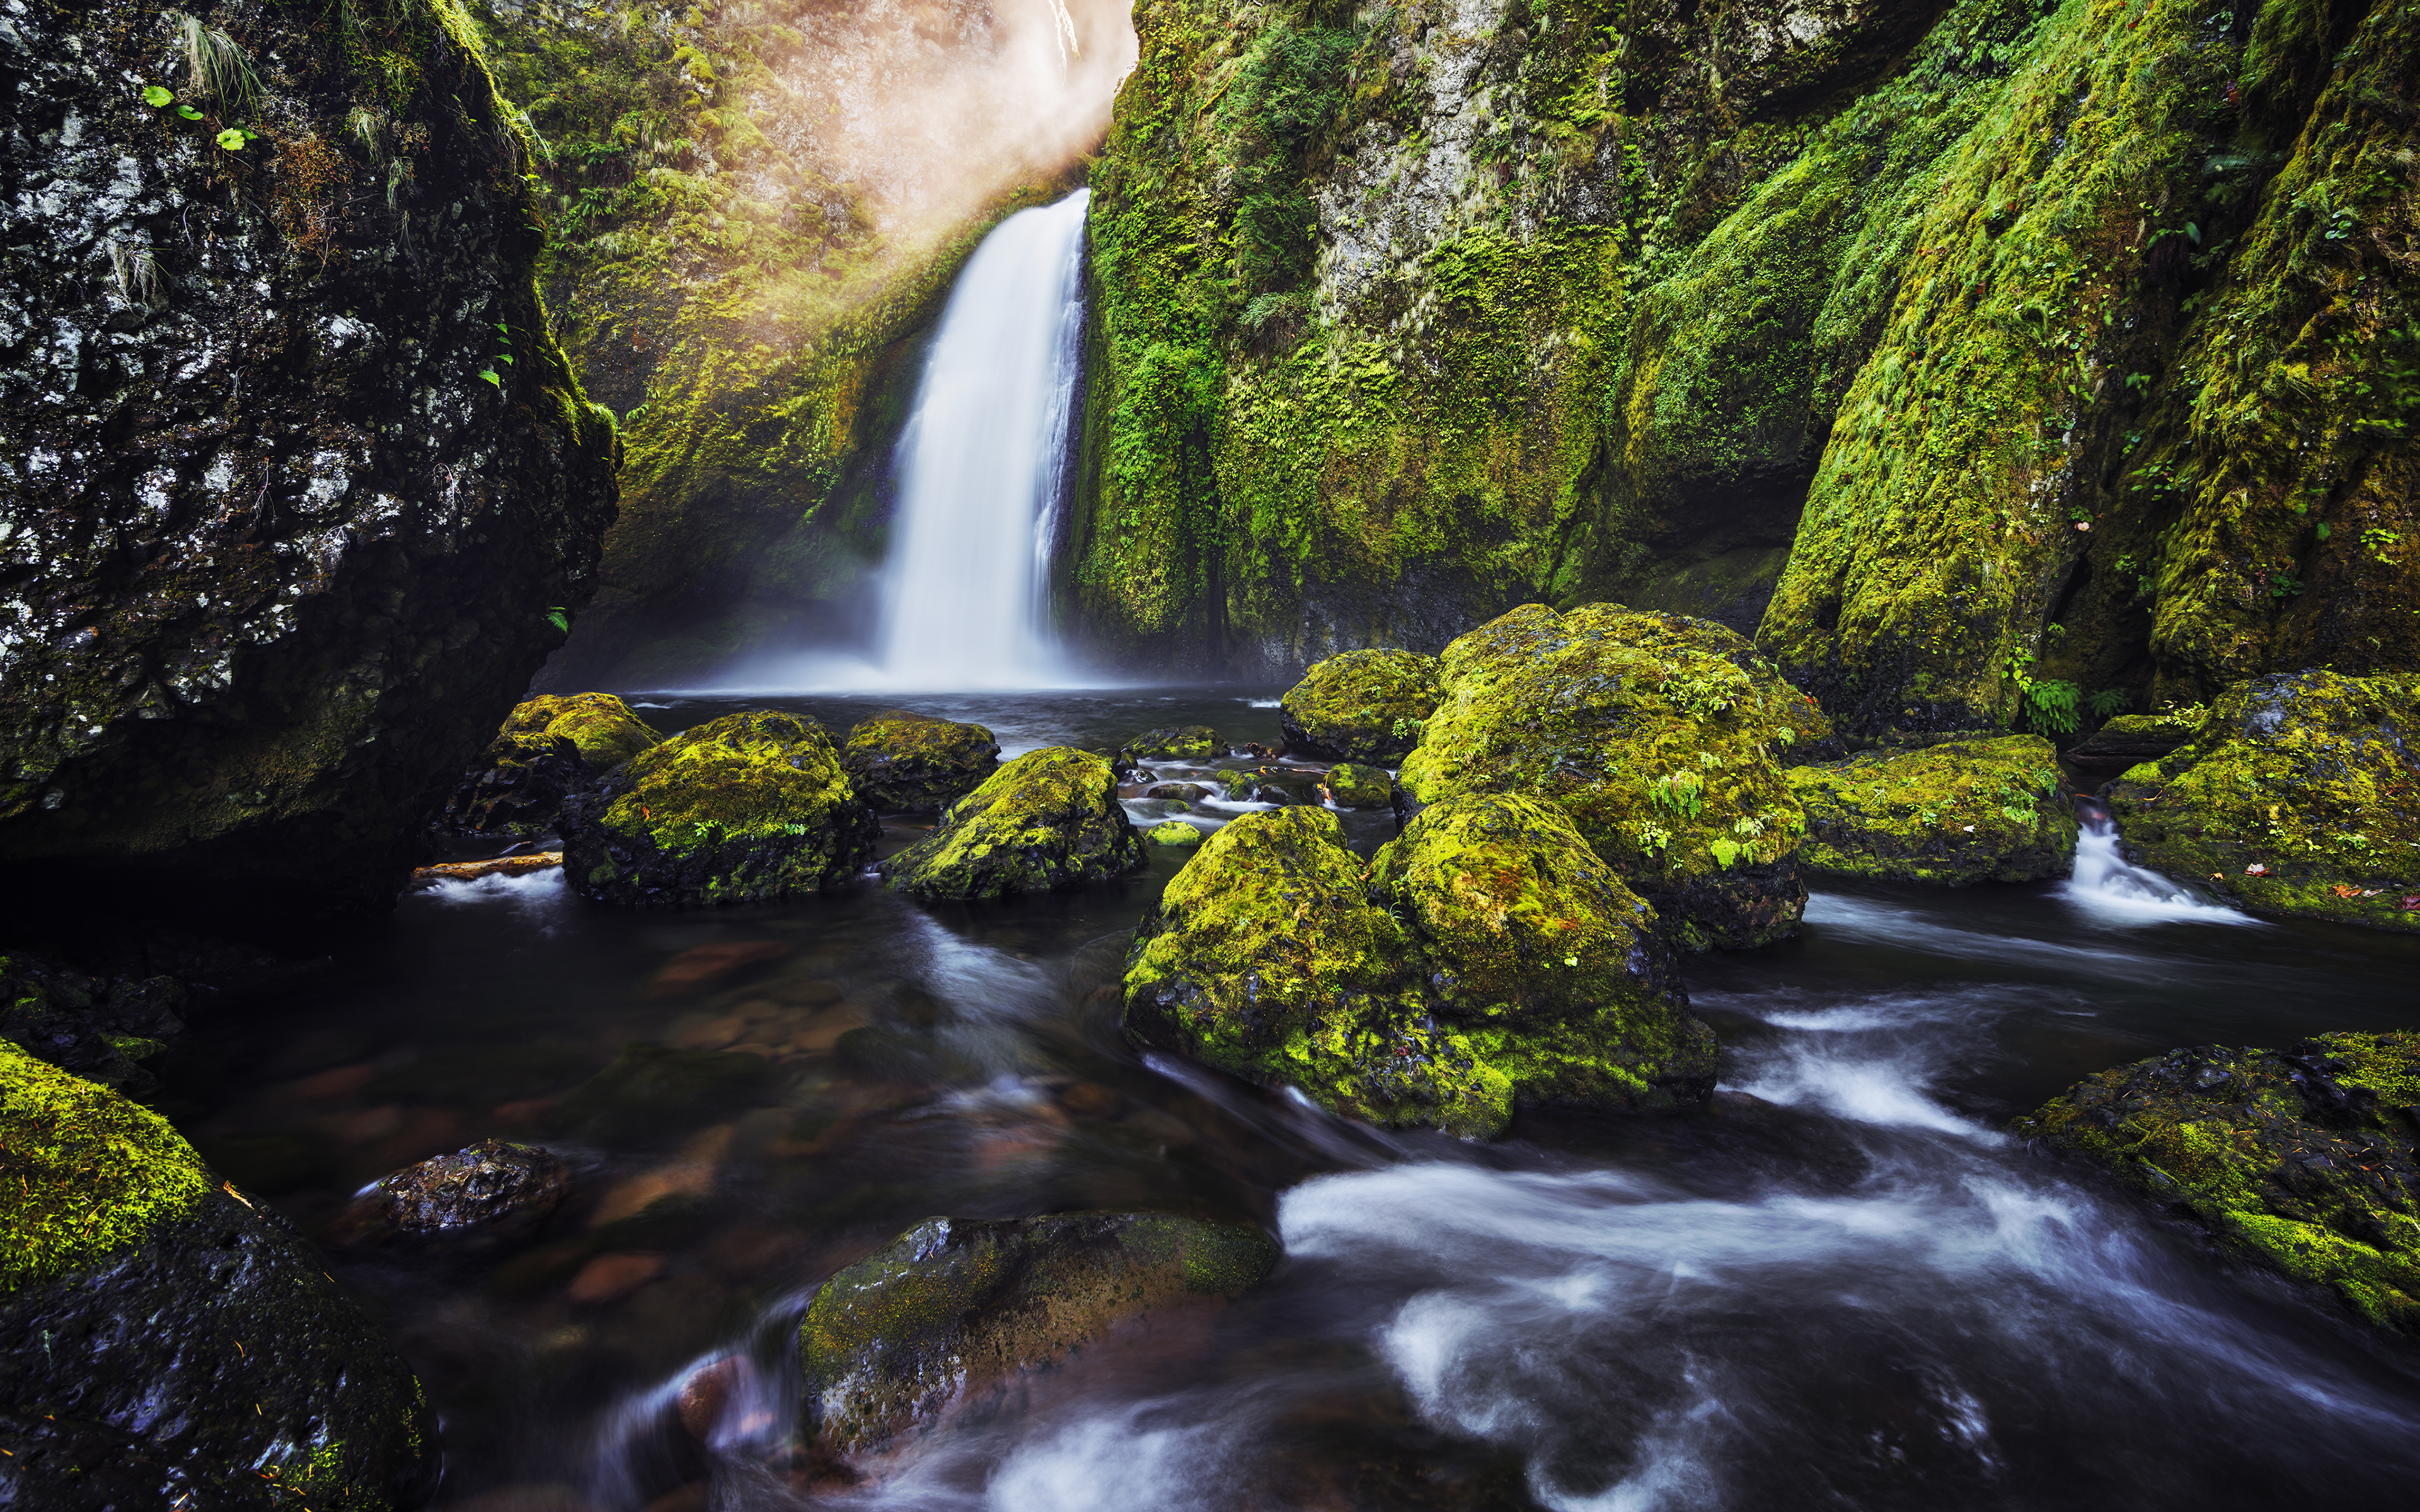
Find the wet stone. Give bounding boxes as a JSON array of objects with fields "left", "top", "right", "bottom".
[{"left": 371, "top": 1139, "right": 571, "bottom": 1234}]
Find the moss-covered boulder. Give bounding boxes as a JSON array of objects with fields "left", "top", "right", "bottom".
[
  {"left": 442, "top": 692, "right": 665, "bottom": 836},
  {"left": 1786, "top": 736, "right": 2075, "bottom": 886},
  {"left": 1400, "top": 604, "right": 1814, "bottom": 951},
  {"left": 799, "top": 1211, "right": 1277, "bottom": 1462},
  {"left": 883, "top": 748, "right": 1146, "bottom": 901},
  {"left": 1369, "top": 795, "right": 1714, "bottom": 1112},
  {"left": 2013, "top": 1033, "right": 2420, "bottom": 1335},
  {"left": 1279, "top": 650, "right": 1443, "bottom": 763},
  {"left": 0, "top": 1042, "right": 439, "bottom": 1506},
  {"left": 558, "top": 710, "right": 878, "bottom": 907},
  {"left": 1324, "top": 762, "right": 1393, "bottom": 809},
  {"left": 1122, "top": 726, "right": 1222, "bottom": 761},
  {"left": 2105, "top": 673, "right": 2420, "bottom": 931},
  {"left": 840, "top": 711, "right": 1001, "bottom": 812},
  {"left": 1146, "top": 820, "right": 1204, "bottom": 847}
]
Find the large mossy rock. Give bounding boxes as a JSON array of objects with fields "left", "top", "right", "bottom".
[
  {"left": 1399, "top": 604, "right": 1818, "bottom": 951},
  {"left": 441, "top": 692, "right": 664, "bottom": 835},
  {"left": 1124, "top": 806, "right": 1712, "bottom": 1138},
  {"left": 798, "top": 1211, "right": 1278, "bottom": 1463},
  {"left": 0, "top": 1, "right": 619, "bottom": 927},
  {"left": 1787, "top": 736, "right": 2076, "bottom": 886},
  {"left": 2014, "top": 1033, "right": 2420, "bottom": 1335},
  {"left": 1279, "top": 650, "right": 1442, "bottom": 762},
  {"left": 883, "top": 748, "right": 1145, "bottom": 901},
  {"left": 2105, "top": 672, "right": 2420, "bottom": 931},
  {"left": 840, "top": 711, "right": 1001, "bottom": 812},
  {"left": 0, "top": 1042, "right": 438, "bottom": 1507},
  {"left": 559, "top": 711, "right": 877, "bottom": 907}
]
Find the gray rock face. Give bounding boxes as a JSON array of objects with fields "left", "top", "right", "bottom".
[{"left": 0, "top": 1, "right": 619, "bottom": 924}]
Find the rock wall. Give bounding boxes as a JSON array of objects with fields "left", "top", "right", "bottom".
[{"left": 0, "top": 0, "right": 619, "bottom": 925}]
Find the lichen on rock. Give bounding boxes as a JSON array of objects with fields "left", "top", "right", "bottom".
[
  {"left": 2104, "top": 672, "right": 2420, "bottom": 931},
  {"left": 884, "top": 747, "right": 1146, "bottom": 901},
  {"left": 2014, "top": 1032, "right": 2420, "bottom": 1335},
  {"left": 1399, "top": 604, "right": 1815, "bottom": 950},
  {"left": 841, "top": 711, "right": 1002, "bottom": 812},
  {"left": 1787, "top": 735, "right": 2076, "bottom": 886},
  {"left": 1279, "top": 650, "right": 1440, "bottom": 762},
  {"left": 559, "top": 709, "right": 878, "bottom": 907}
]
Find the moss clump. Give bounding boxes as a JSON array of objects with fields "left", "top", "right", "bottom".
[
  {"left": 1323, "top": 763, "right": 1392, "bottom": 809},
  {"left": 1279, "top": 650, "right": 1441, "bottom": 762},
  {"left": 1787, "top": 735, "right": 2075, "bottom": 886},
  {"left": 1146, "top": 820, "right": 1204, "bottom": 847},
  {"left": 445, "top": 692, "right": 666, "bottom": 835},
  {"left": 0, "top": 1041, "right": 211, "bottom": 1292},
  {"left": 558, "top": 709, "right": 878, "bottom": 906},
  {"left": 2105, "top": 672, "right": 2420, "bottom": 931},
  {"left": 841, "top": 711, "right": 1001, "bottom": 812},
  {"left": 1400, "top": 604, "right": 1816, "bottom": 950},
  {"left": 798, "top": 1211, "right": 1278, "bottom": 1460},
  {"left": 502, "top": 692, "right": 664, "bottom": 770},
  {"left": 1123, "top": 726, "right": 1222, "bottom": 761},
  {"left": 884, "top": 748, "right": 1146, "bottom": 901},
  {"left": 2014, "top": 1032, "right": 2420, "bottom": 1334}
]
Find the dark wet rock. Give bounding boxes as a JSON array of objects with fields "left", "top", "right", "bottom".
[
  {"left": 1400, "top": 604, "right": 1823, "bottom": 951},
  {"left": 1250, "top": 770, "right": 1327, "bottom": 806},
  {"left": 1786, "top": 735, "right": 2077, "bottom": 886},
  {"left": 840, "top": 711, "right": 1002, "bottom": 812},
  {"left": 441, "top": 694, "right": 665, "bottom": 837},
  {"left": 1145, "top": 782, "right": 1211, "bottom": 801},
  {"left": 0, "top": 1042, "right": 437, "bottom": 1507},
  {"left": 1279, "top": 649, "right": 1442, "bottom": 762},
  {"left": 2105, "top": 672, "right": 2420, "bottom": 932},
  {"left": 548, "top": 1044, "right": 782, "bottom": 1145},
  {"left": 1325, "top": 763, "right": 1393, "bottom": 809},
  {"left": 0, "top": 1, "right": 619, "bottom": 929},
  {"left": 354, "top": 1140, "right": 570, "bottom": 1238},
  {"left": 2014, "top": 1031, "right": 2420, "bottom": 1334},
  {"left": 883, "top": 748, "right": 1146, "bottom": 901},
  {"left": 1214, "top": 770, "right": 1260, "bottom": 803},
  {"left": 797, "top": 1211, "right": 1279, "bottom": 1463},
  {"left": 1122, "top": 726, "right": 1221, "bottom": 761},
  {"left": 560, "top": 710, "right": 879, "bottom": 907},
  {"left": 2064, "top": 709, "right": 2204, "bottom": 784},
  {"left": 0, "top": 949, "right": 186, "bottom": 1097}
]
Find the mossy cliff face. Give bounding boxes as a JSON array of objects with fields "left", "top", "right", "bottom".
[
  {"left": 1788, "top": 735, "right": 2076, "bottom": 885},
  {"left": 797, "top": 1211, "right": 1277, "bottom": 1463},
  {"left": 559, "top": 709, "right": 878, "bottom": 905},
  {"left": 470, "top": 1, "right": 1136, "bottom": 688},
  {"left": 1399, "top": 604, "right": 1816, "bottom": 950},
  {"left": 1075, "top": 0, "right": 2417, "bottom": 723},
  {"left": 1, "top": 1043, "right": 439, "bottom": 1506},
  {"left": 2013, "top": 1032, "right": 2420, "bottom": 1335},
  {"left": 1123, "top": 803, "right": 1714, "bottom": 1138},
  {"left": 0, "top": 1, "right": 619, "bottom": 924},
  {"left": 1280, "top": 648, "right": 1441, "bottom": 761},
  {"left": 2105, "top": 670, "right": 2420, "bottom": 929},
  {"left": 442, "top": 690, "right": 663, "bottom": 835},
  {"left": 841, "top": 710, "right": 1001, "bottom": 812},
  {"left": 883, "top": 747, "right": 1146, "bottom": 900}
]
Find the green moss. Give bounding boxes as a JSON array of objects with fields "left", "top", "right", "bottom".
[
  {"left": 560, "top": 709, "right": 877, "bottom": 905},
  {"left": 0, "top": 1040, "right": 211, "bottom": 1292},
  {"left": 884, "top": 748, "right": 1145, "bottom": 900},
  {"left": 2014, "top": 1031, "right": 2420, "bottom": 1334},
  {"left": 1787, "top": 735, "right": 2077, "bottom": 885},
  {"left": 841, "top": 711, "right": 1001, "bottom": 811},
  {"left": 1323, "top": 762, "right": 1392, "bottom": 808},
  {"left": 1279, "top": 650, "right": 1439, "bottom": 762},
  {"left": 502, "top": 692, "right": 664, "bottom": 770},
  {"left": 1146, "top": 820, "right": 1205, "bottom": 846},
  {"left": 1399, "top": 604, "right": 1814, "bottom": 950},
  {"left": 1123, "top": 726, "right": 1222, "bottom": 760},
  {"left": 2105, "top": 670, "right": 2420, "bottom": 930}
]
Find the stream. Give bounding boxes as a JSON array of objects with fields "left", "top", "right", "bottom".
[{"left": 167, "top": 690, "right": 2420, "bottom": 1511}]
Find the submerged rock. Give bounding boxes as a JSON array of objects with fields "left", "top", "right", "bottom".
[
  {"left": 0, "top": 951, "right": 186, "bottom": 1097},
  {"left": 1787, "top": 736, "right": 2077, "bottom": 886},
  {"left": 1399, "top": 604, "right": 1818, "bottom": 951},
  {"left": 559, "top": 710, "right": 878, "bottom": 907},
  {"left": 1122, "top": 726, "right": 1222, "bottom": 761},
  {"left": 841, "top": 711, "right": 1002, "bottom": 811},
  {"left": 0, "top": 1042, "right": 438, "bottom": 1506},
  {"left": 2063, "top": 709, "right": 2204, "bottom": 784},
  {"left": 798, "top": 1211, "right": 1279, "bottom": 1462},
  {"left": 1279, "top": 649, "right": 1442, "bottom": 762},
  {"left": 548, "top": 1043, "right": 782, "bottom": 1145},
  {"left": 2014, "top": 1032, "right": 2420, "bottom": 1334},
  {"left": 1324, "top": 762, "right": 1394, "bottom": 809},
  {"left": 359, "top": 1140, "right": 570, "bottom": 1237},
  {"left": 2104, "top": 672, "right": 2420, "bottom": 931},
  {"left": 884, "top": 748, "right": 1145, "bottom": 901}
]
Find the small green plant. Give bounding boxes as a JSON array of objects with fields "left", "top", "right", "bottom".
[
  {"left": 1631, "top": 822, "right": 1673, "bottom": 855},
  {"left": 1709, "top": 837, "right": 1743, "bottom": 869},
  {"left": 1390, "top": 716, "right": 1423, "bottom": 741},
  {"left": 1731, "top": 815, "right": 1765, "bottom": 839},
  {"left": 2087, "top": 688, "right": 2133, "bottom": 719},
  {"left": 1648, "top": 770, "right": 1704, "bottom": 820},
  {"left": 176, "top": 11, "right": 259, "bottom": 118},
  {"left": 480, "top": 320, "right": 516, "bottom": 389},
  {"left": 1775, "top": 726, "right": 1795, "bottom": 747},
  {"left": 2361, "top": 527, "right": 2400, "bottom": 566},
  {"left": 141, "top": 84, "right": 173, "bottom": 108},
  {"left": 1697, "top": 751, "right": 1724, "bottom": 770},
  {"left": 2268, "top": 571, "right": 2305, "bottom": 598},
  {"left": 544, "top": 607, "right": 570, "bottom": 634}
]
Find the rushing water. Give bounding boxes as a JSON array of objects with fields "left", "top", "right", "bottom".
[{"left": 169, "top": 691, "right": 2420, "bottom": 1511}]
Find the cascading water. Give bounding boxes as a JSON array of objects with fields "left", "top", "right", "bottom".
[
  {"left": 873, "top": 189, "right": 1091, "bottom": 689},
  {"left": 2061, "top": 798, "right": 2257, "bottom": 925}
]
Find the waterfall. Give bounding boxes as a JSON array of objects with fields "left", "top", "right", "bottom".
[
  {"left": 2060, "top": 800, "right": 2257, "bottom": 926},
  {"left": 874, "top": 189, "right": 1090, "bottom": 689}
]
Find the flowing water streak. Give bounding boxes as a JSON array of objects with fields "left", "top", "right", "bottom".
[
  {"left": 2061, "top": 801, "right": 2259, "bottom": 926},
  {"left": 876, "top": 190, "right": 1091, "bottom": 689}
]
